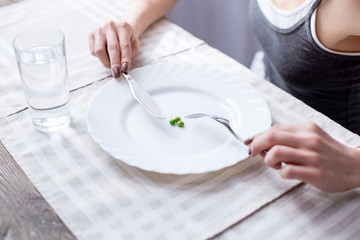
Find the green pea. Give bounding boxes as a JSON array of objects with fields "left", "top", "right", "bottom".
[
  {"left": 174, "top": 116, "right": 181, "bottom": 122},
  {"left": 169, "top": 119, "right": 176, "bottom": 125},
  {"left": 177, "top": 121, "right": 184, "bottom": 127}
]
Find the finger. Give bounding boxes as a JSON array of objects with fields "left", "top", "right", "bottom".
[
  {"left": 274, "top": 122, "right": 328, "bottom": 142},
  {"left": 117, "top": 22, "right": 132, "bottom": 73},
  {"left": 273, "top": 122, "right": 315, "bottom": 133},
  {"left": 94, "top": 28, "right": 110, "bottom": 68},
  {"left": 280, "top": 165, "right": 321, "bottom": 184},
  {"left": 264, "top": 145, "right": 312, "bottom": 169},
  {"left": 105, "top": 24, "right": 121, "bottom": 78},
  {"left": 250, "top": 130, "right": 306, "bottom": 157},
  {"left": 245, "top": 124, "right": 301, "bottom": 147},
  {"left": 89, "top": 33, "right": 95, "bottom": 56},
  {"left": 267, "top": 123, "right": 332, "bottom": 153}
]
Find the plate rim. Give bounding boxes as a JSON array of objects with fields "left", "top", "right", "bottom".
[{"left": 87, "top": 63, "right": 272, "bottom": 174}]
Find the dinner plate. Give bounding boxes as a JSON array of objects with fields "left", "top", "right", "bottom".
[{"left": 87, "top": 63, "right": 271, "bottom": 174}]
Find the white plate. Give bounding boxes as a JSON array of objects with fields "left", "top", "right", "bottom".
[{"left": 87, "top": 63, "right": 271, "bottom": 174}]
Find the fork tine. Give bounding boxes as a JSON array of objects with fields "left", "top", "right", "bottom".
[
  {"left": 184, "top": 113, "right": 207, "bottom": 119},
  {"left": 185, "top": 113, "right": 229, "bottom": 124},
  {"left": 210, "top": 116, "right": 230, "bottom": 124},
  {"left": 184, "top": 113, "right": 244, "bottom": 142}
]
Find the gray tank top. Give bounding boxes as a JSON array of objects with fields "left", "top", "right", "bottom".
[{"left": 248, "top": 0, "right": 360, "bottom": 134}]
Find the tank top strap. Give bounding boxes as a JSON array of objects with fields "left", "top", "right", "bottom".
[
  {"left": 256, "top": 0, "right": 320, "bottom": 34},
  {"left": 307, "top": 0, "right": 322, "bottom": 19}
]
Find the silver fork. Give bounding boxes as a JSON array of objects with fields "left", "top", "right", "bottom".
[{"left": 184, "top": 113, "right": 244, "bottom": 142}]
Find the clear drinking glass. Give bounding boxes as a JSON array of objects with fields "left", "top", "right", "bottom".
[{"left": 13, "top": 28, "right": 71, "bottom": 132}]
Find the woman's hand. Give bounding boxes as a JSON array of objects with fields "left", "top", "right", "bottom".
[
  {"left": 246, "top": 122, "right": 360, "bottom": 192},
  {"left": 89, "top": 20, "right": 140, "bottom": 78}
]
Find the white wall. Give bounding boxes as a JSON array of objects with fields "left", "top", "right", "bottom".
[{"left": 167, "top": 0, "right": 261, "bottom": 67}]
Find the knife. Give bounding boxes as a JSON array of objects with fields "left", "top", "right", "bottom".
[{"left": 122, "top": 72, "right": 166, "bottom": 119}]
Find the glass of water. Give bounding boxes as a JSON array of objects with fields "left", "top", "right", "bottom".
[{"left": 13, "top": 28, "right": 71, "bottom": 132}]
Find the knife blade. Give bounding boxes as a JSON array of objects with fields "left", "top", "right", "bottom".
[{"left": 122, "top": 72, "right": 166, "bottom": 119}]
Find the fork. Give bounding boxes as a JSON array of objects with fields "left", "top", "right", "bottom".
[{"left": 184, "top": 113, "right": 244, "bottom": 142}]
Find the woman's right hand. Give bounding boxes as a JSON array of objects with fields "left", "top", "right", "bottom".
[
  {"left": 246, "top": 122, "right": 360, "bottom": 192},
  {"left": 89, "top": 20, "right": 140, "bottom": 78}
]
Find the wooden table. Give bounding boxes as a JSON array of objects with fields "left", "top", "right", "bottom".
[{"left": 1, "top": 0, "right": 359, "bottom": 239}]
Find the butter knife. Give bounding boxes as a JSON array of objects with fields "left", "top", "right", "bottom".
[{"left": 122, "top": 72, "right": 166, "bottom": 119}]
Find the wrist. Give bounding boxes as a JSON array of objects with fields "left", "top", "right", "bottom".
[
  {"left": 120, "top": 15, "right": 141, "bottom": 38},
  {"left": 348, "top": 147, "right": 360, "bottom": 190}
]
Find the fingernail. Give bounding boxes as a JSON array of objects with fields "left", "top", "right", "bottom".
[
  {"left": 113, "top": 67, "right": 120, "bottom": 78},
  {"left": 248, "top": 147, "right": 252, "bottom": 156},
  {"left": 121, "top": 62, "right": 129, "bottom": 73},
  {"left": 244, "top": 136, "right": 254, "bottom": 145}
]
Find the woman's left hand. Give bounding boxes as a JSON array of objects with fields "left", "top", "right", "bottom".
[
  {"left": 246, "top": 122, "right": 360, "bottom": 192},
  {"left": 89, "top": 20, "right": 140, "bottom": 78}
]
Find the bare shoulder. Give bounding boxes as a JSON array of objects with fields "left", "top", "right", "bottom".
[
  {"left": 338, "top": 0, "right": 360, "bottom": 36},
  {"left": 321, "top": 0, "right": 360, "bottom": 36},
  {"left": 317, "top": 0, "right": 360, "bottom": 51}
]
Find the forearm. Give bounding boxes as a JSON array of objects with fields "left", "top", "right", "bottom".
[{"left": 122, "top": 0, "right": 178, "bottom": 37}]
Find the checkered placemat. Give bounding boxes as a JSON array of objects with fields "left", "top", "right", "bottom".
[
  {"left": 2, "top": 45, "right": 360, "bottom": 239},
  {"left": 0, "top": 78, "right": 298, "bottom": 239}
]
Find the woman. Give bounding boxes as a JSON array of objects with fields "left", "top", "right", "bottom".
[{"left": 88, "top": 0, "right": 360, "bottom": 192}]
